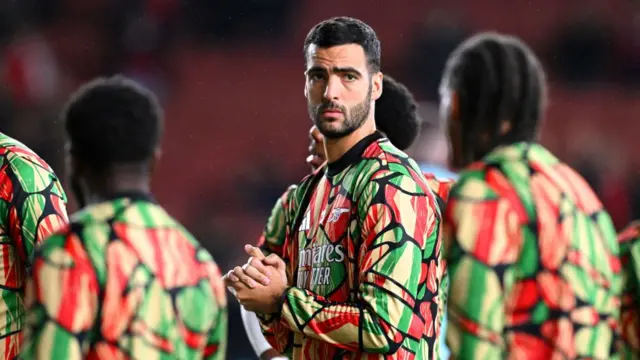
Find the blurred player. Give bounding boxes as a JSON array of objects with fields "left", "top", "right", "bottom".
[
  {"left": 225, "top": 17, "right": 443, "bottom": 359},
  {"left": 618, "top": 220, "right": 640, "bottom": 358},
  {"left": 241, "top": 75, "right": 451, "bottom": 360},
  {"left": 20, "top": 76, "right": 227, "bottom": 360},
  {"left": 0, "top": 134, "right": 68, "bottom": 359},
  {"left": 440, "top": 32, "right": 621, "bottom": 358}
]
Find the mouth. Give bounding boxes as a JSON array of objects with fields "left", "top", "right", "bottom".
[{"left": 320, "top": 109, "right": 343, "bottom": 119}]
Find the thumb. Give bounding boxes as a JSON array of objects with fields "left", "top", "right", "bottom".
[
  {"left": 244, "top": 245, "right": 265, "bottom": 260},
  {"left": 264, "top": 254, "right": 285, "bottom": 270}
]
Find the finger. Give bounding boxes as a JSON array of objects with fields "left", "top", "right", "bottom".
[
  {"left": 306, "top": 154, "right": 324, "bottom": 170},
  {"left": 306, "top": 155, "right": 317, "bottom": 171},
  {"left": 244, "top": 245, "right": 266, "bottom": 260},
  {"left": 247, "top": 257, "right": 272, "bottom": 277},
  {"left": 233, "top": 266, "right": 256, "bottom": 288},
  {"left": 308, "top": 126, "right": 317, "bottom": 141},
  {"left": 263, "top": 254, "right": 284, "bottom": 269},
  {"left": 230, "top": 279, "right": 247, "bottom": 291},
  {"left": 223, "top": 270, "right": 239, "bottom": 285},
  {"left": 229, "top": 274, "right": 249, "bottom": 291},
  {"left": 228, "top": 270, "right": 240, "bottom": 282},
  {"left": 226, "top": 273, "right": 246, "bottom": 296},
  {"left": 242, "top": 263, "right": 271, "bottom": 285},
  {"left": 309, "top": 126, "right": 323, "bottom": 144}
]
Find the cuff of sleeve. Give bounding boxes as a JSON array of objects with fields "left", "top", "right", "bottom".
[{"left": 257, "top": 286, "right": 292, "bottom": 324}]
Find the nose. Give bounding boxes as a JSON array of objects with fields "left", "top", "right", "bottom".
[{"left": 323, "top": 75, "right": 342, "bottom": 101}]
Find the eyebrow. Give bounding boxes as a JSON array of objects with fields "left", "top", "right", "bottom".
[{"left": 305, "top": 66, "right": 363, "bottom": 77}]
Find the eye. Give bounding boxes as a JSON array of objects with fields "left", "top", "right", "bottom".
[
  {"left": 343, "top": 74, "right": 357, "bottom": 82},
  {"left": 309, "top": 73, "right": 325, "bottom": 82}
]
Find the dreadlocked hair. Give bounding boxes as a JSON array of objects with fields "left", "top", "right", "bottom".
[{"left": 442, "top": 32, "right": 547, "bottom": 163}]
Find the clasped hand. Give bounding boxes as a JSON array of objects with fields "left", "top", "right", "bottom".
[{"left": 223, "top": 245, "right": 288, "bottom": 314}]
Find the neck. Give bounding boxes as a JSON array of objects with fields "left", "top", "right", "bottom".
[
  {"left": 324, "top": 119, "right": 376, "bottom": 163},
  {"left": 84, "top": 172, "right": 151, "bottom": 205}
]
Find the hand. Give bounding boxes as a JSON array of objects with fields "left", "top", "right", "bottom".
[
  {"left": 307, "top": 126, "right": 326, "bottom": 172},
  {"left": 306, "top": 154, "right": 326, "bottom": 172},
  {"left": 243, "top": 245, "right": 287, "bottom": 285},
  {"left": 223, "top": 246, "right": 289, "bottom": 314},
  {"left": 225, "top": 245, "right": 274, "bottom": 289}
]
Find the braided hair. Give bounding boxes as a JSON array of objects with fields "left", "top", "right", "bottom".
[{"left": 442, "top": 32, "right": 547, "bottom": 163}]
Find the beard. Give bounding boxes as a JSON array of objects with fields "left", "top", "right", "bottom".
[{"left": 308, "top": 84, "right": 372, "bottom": 139}]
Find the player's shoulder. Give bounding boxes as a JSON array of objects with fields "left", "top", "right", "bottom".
[
  {"left": 0, "top": 133, "right": 66, "bottom": 198},
  {"left": 69, "top": 199, "right": 178, "bottom": 242},
  {"left": 289, "top": 172, "right": 320, "bottom": 206},
  {"left": 41, "top": 202, "right": 109, "bottom": 247},
  {"left": 364, "top": 138, "right": 427, "bottom": 182},
  {"left": 449, "top": 163, "right": 499, "bottom": 202},
  {"left": 31, "top": 228, "right": 96, "bottom": 284},
  {"left": 0, "top": 133, "right": 57, "bottom": 175},
  {"left": 268, "top": 184, "right": 299, "bottom": 221},
  {"left": 280, "top": 184, "right": 299, "bottom": 203},
  {"left": 71, "top": 199, "right": 129, "bottom": 225},
  {"left": 34, "top": 223, "right": 86, "bottom": 266},
  {"left": 45, "top": 203, "right": 119, "bottom": 261}
]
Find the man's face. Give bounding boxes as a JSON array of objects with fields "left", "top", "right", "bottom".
[{"left": 304, "top": 44, "right": 382, "bottom": 139}]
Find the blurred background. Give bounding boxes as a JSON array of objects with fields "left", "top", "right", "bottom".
[{"left": 0, "top": 0, "right": 638, "bottom": 357}]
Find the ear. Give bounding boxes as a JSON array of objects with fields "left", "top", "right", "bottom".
[
  {"left": 66, "top": 143, "right": 85, "bottom": 179},
  {"left": 499, "top": 120, "right": 512, "bottom": 135},
  {"left": 304, "top": 71, "right": 309, "bottom": 99},
  {"left": 371, "top": 71, "right": 383, "bottom": 101},
  {"left": 149, "top": 147, "right": 162, "bottom": 174}
]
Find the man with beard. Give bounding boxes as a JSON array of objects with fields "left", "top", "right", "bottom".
[
  {"left": 240, "top": 75, "right": 451, "bottom": 360},
  {"left": 440, "top": 32, "right": 621, "bottom": 358},
  {"left": 20, "top": 76, "right": 227, "bottom": 360},
  {"left": 224, "top": 17, "right": 444, "bottom": 359}
]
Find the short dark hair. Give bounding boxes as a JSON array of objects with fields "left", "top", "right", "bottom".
[
  {"left": 63, "top": 75, "right": 163, "bottom": 167},
  {"left": 375, "top": 75, "right": 420, "bottom": 150},
  {"left": 303, "top": 17, "right": 381, "bottom": 73},
  {"left": 442, "top": 32, "right": 546, "bottom": 161}
]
